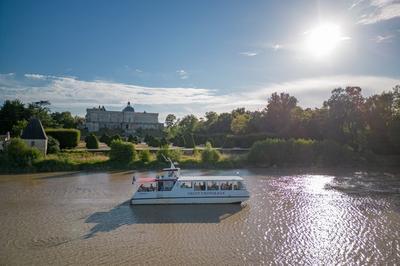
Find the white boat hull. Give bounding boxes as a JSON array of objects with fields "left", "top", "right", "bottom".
[{"left": 131, "top": 196, "right": 249, "bottom": 205}]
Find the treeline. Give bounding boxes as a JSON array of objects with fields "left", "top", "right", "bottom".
[
  {"left": 165, "top": 86, "right": 400, "bottom": 155},
  {"left": 0, "top": 100, "right": 84, "bottom": 136}
]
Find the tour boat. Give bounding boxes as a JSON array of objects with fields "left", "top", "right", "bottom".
[{"left": 130, "top": 160, "right": 250, "bottom": 205}]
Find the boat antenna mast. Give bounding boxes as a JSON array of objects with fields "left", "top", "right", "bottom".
[{"left": 161, "top": 154, "right": 176, "bottom": 169}]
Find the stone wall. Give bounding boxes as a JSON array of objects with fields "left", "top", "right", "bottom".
[{"left": 23, "top": 139, "right": 47, "bottom": 155}]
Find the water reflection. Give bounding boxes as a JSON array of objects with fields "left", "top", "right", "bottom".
[{"left": 84, "top": 202, "right": 247, "bottom": 238}]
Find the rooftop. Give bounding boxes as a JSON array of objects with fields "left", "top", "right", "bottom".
[
  {"left": 21, "top": 118, "right": 47, "bottom": 140},
  {"left": 179, "top": 176, "right": 244, "bottom": 181},
  {"left": 122, "top": 101, "right": 135, "bottom": 112}
]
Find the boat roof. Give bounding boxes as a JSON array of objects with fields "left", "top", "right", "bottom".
[
  {"left": 179, "top": 175, "right": 244, "bottom": 181},
  {"left": 162, "top": 168, "right": 180, "bottom": 171}
]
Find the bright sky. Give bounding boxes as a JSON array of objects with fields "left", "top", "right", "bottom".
[{"left": 0, "top": 0, "right": 399, "bottom": 120}]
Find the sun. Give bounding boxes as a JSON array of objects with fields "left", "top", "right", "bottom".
[{"left": 304, "top": 23, "right": 343, "bottom": 59}]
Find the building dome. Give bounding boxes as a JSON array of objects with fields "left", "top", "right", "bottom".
[{"left": 123, "top": 101, "right": 135, "bottom": 112}]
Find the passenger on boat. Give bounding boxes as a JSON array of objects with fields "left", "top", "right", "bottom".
[{"left": 138, "top": 184, "right": 145, "bottom": 192}]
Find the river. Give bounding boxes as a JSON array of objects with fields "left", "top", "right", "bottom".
[{"left": 0, "top": 169, "right": 399, "bottom": 265}]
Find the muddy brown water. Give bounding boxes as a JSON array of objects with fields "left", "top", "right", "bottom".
[{"left": 0, "top": 169, "right": 399, "bottom": 265}]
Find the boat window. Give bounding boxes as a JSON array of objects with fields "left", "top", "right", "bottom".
[
  {"left": 232, "top": 181, "right": 244, "bottom": 190},
  {"left": 193, "top": 181, "right": 206, "bottom": 191},
  {"left": 137, "top": 182, "right": 157, "bottom": 192},
  {"left": 159, "top": 180, "right": 176, "bottom": 191},
  {"left": 207, "top": 181, "right": 219, "bottom": 190},
  {"left": 180, "top": 181, "right": 192, "bottom": 189},
  {"left": 220, "top": 181, "right": 233, "bottom": 190}
]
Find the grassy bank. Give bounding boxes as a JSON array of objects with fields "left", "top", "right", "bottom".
[{"left": 1, "top": 138, "right": 398, "bottom": 174}]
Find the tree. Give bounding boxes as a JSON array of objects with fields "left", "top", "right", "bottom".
[
  {"left": 51, "top": 112, "right": 77, "bottom": 128},
  {"left": 264, "top": 92, "right": 298, "bottom": 136},
  {"left": 0, "top": 100, "right": 29, "bottom": 134},
  {"left": 231, "top": 114, "right": 250, "bottom": 135},
  {"left": 26, "top": 101, "right": 56, "bottom": 128},
  {"left": 11, "top": 120, "right": 28, "bottom": 137},
  {"left": 324, "top": 87, "right": 365, "bottom": 151},
  {"left": 165, "top": 114, "right": 176, "bottom": 128},
  {"left": 178, "top": 115, "right": 199, "bottom": 133}
]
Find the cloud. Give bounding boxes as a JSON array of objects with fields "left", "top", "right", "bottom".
[
  {"left": 357, "top": 0, "right": 400, "bottom": 24},
  {"left": 24, "top": 73, "right": 47, "bottom": 80},
  {"left": 272, "top": 44, "right": 282, "bottom": 51},
  {"left": 373, "top": 34, "right": 395, "bottom": 42},
  {"left": 1, "top": 73, "right": 399, "bottom": 119},
  {"left": 240, "top": 51, "right": 258, "bottom": 57},
  {"left": 176, "top": 69, "right": 188, "bottom": 79}
]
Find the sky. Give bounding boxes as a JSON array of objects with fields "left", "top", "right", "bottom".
[{"left": 1, "top": 0, "right": 400, "bottom": 121}]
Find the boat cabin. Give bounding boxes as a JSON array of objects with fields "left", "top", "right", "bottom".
[{"left": 136, "top": 176, "right": 246, "bottom": 193}]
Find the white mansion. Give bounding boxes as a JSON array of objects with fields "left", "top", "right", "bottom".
[{"left": 84, "top": 102, "right": 163, "bottom": 134}]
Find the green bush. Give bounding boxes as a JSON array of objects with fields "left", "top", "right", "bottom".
[
  {"left": 145, "top": 135, "right": 161, "bottom": 147},
  {"left": 156, "top": 146, "right": 182, "bottom": 162},
  {"left": 5, "top": 138, "right": 42, "bottom": 167},
  {"left": 45, "top": 128, "right": 80, "bottom": 149},
  {"left": 248, "top": 138, "right": 353, "bottom": 166},
  {"left": 47, "top": 136, "right": 60, "bottom": 154},
  {"left": 247, "top": 138, "right": 286, "bottom": 166},
  {"left": 109, "top": 140, "right": 136, "bottom": 163},
  {"left": 85, "top": 133, "right": 99, "bottom": 149},
  {"left": 139, "top": 149, "right": 152, "bottom": 162},
  {"left": 111, "top": 134, "right": 122, "bottom": 143},
  {"left": 316, "top": 140, "right": 354, "bottom": 166},
  {"left": 99, "top": 133, "right": 111, "bottom": 145},
  {"left": 128, "top": 135, "right": 139, "bottom": 144},
  {"left": 201, "top": 142, "right": 221, "bottom": 163}
]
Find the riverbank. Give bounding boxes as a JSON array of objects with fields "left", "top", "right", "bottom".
[{"left": 0, "top": 149, "right": 399, "bottom": 174}]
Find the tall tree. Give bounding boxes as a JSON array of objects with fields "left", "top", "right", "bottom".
[
  {"left": 264, "top": 92, "right": 298, "bottom": 136},
  {"left": 165, "top": 114, "right": 177, "bottom": 128},
  {"left": 0, "top": 99, "right": 29, "bottom": 134},
  {"left": 324, "top": 87, "right": 365, "bottom": 151}
]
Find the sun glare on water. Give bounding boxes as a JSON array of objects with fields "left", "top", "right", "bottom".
[{"left": 304, "top": 23, "right": 344, "bottom": 59}]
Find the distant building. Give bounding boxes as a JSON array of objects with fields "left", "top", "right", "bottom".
[
  {"left": 84, "top": 102, "right": 163, "bottom": 134},
  {"left": 21, "top": 118, "right": 48, "bottom": 154}
]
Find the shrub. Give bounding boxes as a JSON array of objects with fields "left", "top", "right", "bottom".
[
  {"left": 47, "top": 136, "right": 60, "bottom": 154},
  {"left": 109, "top": 140, "right": 136, "bottom": 163},
  {"left": 247, "top": 138, "right": 287, "bottom": 166},
  {"left": 316, "top": 140, "right": 354, "bottom": 166},
  {"left": 128, "top": 135, "right": 139, "bottom": 144},
  {"left": 145, "top": 135, "right": 161, "bottom": 147},
  {"left": 201, "top": 142, "right": 221, "bottom": 163},
  {"left": 111, "top": 134, "right": 122, "bottom": 143},
  {"left": 100, "top": 133, "right": 111, "bottom": 145},
  {"left": 85, "top": 133, "right": 99, "bottom": 149},
  {"left": 5, "top": 138, "right": 42, "bottom": 167},
  {"left": 248, "top": 138, "right": 353, "bottom": 166},
  {"left": 139, "top": 149, "right": 152, "bottom": 162},
  {"left": 156, "top": 146, "right": 182, "bottom": 162},
  {"left": 45, "top": 128, "right": 80, "bottom": 149}
]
